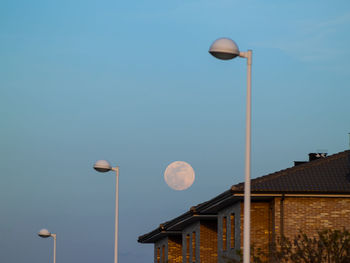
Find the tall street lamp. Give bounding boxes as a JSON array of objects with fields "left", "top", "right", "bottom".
[
  {"left": 209, "top": 37, "right": 252, "bottom": 263},
  {"left": 93, "top": 160, "right": 119, "bottom": 263},
  {"left": 38, "top": 228, "right": 57, "bottom": 263}
]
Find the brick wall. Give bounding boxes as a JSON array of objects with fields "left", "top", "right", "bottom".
[
  {"left": 251, "top": 202, "right": 270, "bottom": 256},
  {"left": 240, "top": 202, "right": 270, "bottom": 260},
  {"left": 200, "top": 221, "right": 218, "bottom": 263},
  {"left": 168, "top": 236, "right": 182, "bottom": 263},
  {"left": 160, "top": 196, "right": 350, "bottom": 263},
  {"left": 238, "top": 197, "right": 350, "bottom": 261},
  {"left": 155, "top": 236, "right": 182, "bottom": 263},
  {"left": 274, "top": 197, "right": 350, "bottom": 240}
]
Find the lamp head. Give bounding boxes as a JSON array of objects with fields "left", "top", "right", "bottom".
[
  {"left": 209, "top": 38, "right": 240, "bottom": 60},
  {"left": 94, "top": 160, "right": 112, "bottom": 172},
  {"left": 38, "top": 229, "right": 51, "bottom": 238}
]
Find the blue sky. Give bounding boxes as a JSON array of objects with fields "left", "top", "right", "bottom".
[{"left": 1, "top": 0, "right": 350, "bottom": 262}]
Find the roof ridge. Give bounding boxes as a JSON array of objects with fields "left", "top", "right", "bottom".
[{"left": 232, "top": 150, "right": 350, "bottom": 190}]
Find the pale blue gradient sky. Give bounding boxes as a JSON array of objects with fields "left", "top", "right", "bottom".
[{"left": 1, "top": 0, "right": 350, "bottom": 262}]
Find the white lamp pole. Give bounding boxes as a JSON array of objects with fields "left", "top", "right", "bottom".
[
  {"left": 38, "top": 229, "right": 57, "bottom": 263},
  {"left": 209, "top": 38, "right": 252, "bottom": 263},
  {"left": 94, "top": 160, "right": 119, "bottom": 263}
]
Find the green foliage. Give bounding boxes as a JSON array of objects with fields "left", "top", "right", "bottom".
[
  {"left": 221, "top": 253, "right": 241, "bottom": 263},
  {"left": 235, "top": 246, "right": 269, "bottom": 263},
  {"left": 286, "top": 229, "right": 350, "bottom": 263},
  {"left": 235, "top": 229, "right": 350, "bottom": 263}
]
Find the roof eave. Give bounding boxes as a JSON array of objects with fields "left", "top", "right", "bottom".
[{"left": 138, "top": 230, "right": 182, "bottom": 243}]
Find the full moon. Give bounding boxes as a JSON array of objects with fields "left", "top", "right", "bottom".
[{"left": 164, "top": 161, "right": 195, "bottom": 191}]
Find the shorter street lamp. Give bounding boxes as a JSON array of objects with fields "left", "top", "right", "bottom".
[
  {"left": 93, "top": 160, "right": 119, "bottom": 263},
  {"left": 38, "top": 229, "right": 57, "bottom": 263}
]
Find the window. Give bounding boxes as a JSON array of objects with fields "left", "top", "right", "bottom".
[
  {"left": 223, "top": 216, "right": 227, "bottom": 251},
  {"left": 230, "top": 213, "right": 235, "bottom": 248},
  {"left": 162, "top": 245, "right": 165, "bottom": 263},
  {"left": 192, "top": 231, "right": 196, "bottom": 262},
  {"left": 157, "top": 247, "right": 160, "bottom": 263},
  {"left": 186, "top": 234, "right": 190, "bottom": 263}
]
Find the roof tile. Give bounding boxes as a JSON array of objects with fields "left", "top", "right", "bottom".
[{"left": 233, "top": 150, "right": 350, "bottom": 193}]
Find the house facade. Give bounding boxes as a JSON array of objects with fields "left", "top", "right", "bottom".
[{"left": 138, "top": 150, "right": 350, "bottom": 262}]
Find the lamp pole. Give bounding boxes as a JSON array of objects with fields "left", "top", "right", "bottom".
[
  {"left": 113, "top": 166, "right": 119, "bottom": 263},
  {"left": 94, "top": 160, "right": 119, "bottom": 263},
  {"left": 52, "top": 233, "right": 57, "bottom": 263},
  {"left": 243, "top": 50, "right": 252, "bottom": 263},
  {"left": 38, "top": 229, "right": 57, "bottom": 263},
  {"left": 209, "top": 38, "right": 252, "bottom": 263}
]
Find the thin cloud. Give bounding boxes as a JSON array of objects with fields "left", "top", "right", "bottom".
[{"left": 254, "top": 12, "right": 350, "bottom": 63}]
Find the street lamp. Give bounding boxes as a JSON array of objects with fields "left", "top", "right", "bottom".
[
  {"left": 93, "top": 160, "right": 119, "bottom": 263},
  {"left": 209, "top": 37, "right": 252, "bottom": 263},
  {"left": 38, "top": 229, "right": 57, "bottom": 263}
]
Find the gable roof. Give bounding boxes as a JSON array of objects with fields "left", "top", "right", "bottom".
[
  {"left": 138, "top": 150, "right": 350, "bottom": 243},
  {"left": 233, "top": 149, "right": 350, "bottom": 193}
]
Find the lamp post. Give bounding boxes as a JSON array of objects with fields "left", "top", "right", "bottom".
[
  {"left": 38, "top": 229, "right": 57, "bottom": 263},
  {"left": 209, "top": 37, "right": 252, "bottom": 263},
  {"left": 93, "top": 160, "right": 119, "bottom": 263}
]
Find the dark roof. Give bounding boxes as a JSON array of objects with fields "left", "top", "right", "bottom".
[
  {"left": 233, "top": 149, "right": 350, "bottom": 193},
  {"left": 138, "top": 208, "right": 217, "bottom": 243},
  {"left": 138, "top": 150, "right": 350, "bottom": 243}
]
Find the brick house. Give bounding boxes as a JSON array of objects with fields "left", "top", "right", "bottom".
[{"left": 138, "top": 150, "right": 350, "bottom": 262}]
